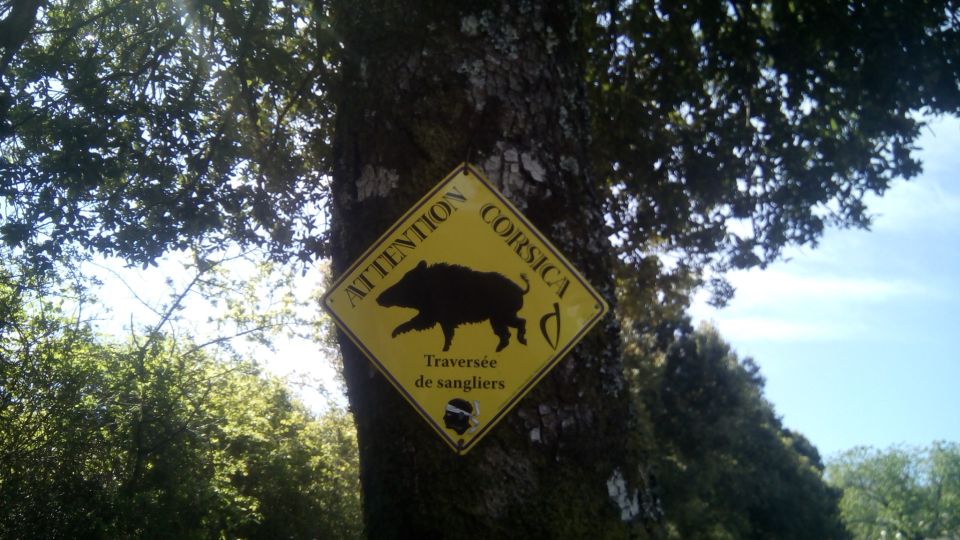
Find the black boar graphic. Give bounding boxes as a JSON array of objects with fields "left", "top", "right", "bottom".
[{"left": 376, "top": 261, "right": 529, "bottom": 352}]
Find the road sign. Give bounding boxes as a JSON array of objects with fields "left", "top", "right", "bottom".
[{"left": 322, "top": 163, "right": 609, "bottom": 454}]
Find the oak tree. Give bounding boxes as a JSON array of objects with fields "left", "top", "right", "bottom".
[
  {"left": 3, "top": 0, "right": 959, "bottom": 537},
  {"left": 828, "top": 443, "right": 960, "bottom": 540}
]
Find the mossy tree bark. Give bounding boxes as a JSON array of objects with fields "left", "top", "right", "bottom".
[{"left": 328, "top": 2, "right": 660, "bottom": 538}]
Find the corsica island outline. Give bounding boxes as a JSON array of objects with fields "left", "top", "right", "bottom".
[{"left": 377, "top": 260, "right": 529, "bottom": 352}]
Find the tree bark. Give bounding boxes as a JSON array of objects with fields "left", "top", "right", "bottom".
[{"left": 328, "top": 2, "right": 660, "bottom": 538}]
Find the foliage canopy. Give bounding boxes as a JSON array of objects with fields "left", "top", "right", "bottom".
[
  {"left": 589, "top": 1, "right": 960, "bottom": 287},
  {"left": 2, "top": 0, "right": 958, "bottom": 295},
  {"left": 0, "top": 259, "right": 362, "bottom": 539},
  {"left": 828, "top": 443, "right": 960, "bottom": 540}
]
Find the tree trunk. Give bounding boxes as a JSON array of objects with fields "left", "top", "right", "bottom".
[{"left": 328, "top": 2, "right": 660, "bottom": 538}]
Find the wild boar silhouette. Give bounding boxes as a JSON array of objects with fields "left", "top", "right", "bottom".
[{"left": 376, "top": 260, "right": 529, "bottom": 352}]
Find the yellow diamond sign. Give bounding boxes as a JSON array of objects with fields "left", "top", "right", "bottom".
[{"left": 322, "top": 163, "right": 608, "bottom": 454}]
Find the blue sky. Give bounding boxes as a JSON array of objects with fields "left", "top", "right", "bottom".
[{"left": 690, "top": 115, "right": 960, "bottom": 458}]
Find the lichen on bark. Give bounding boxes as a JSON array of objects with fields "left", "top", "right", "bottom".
[{"left": 328, "top": 1, "right": 662, "bottom": 538}]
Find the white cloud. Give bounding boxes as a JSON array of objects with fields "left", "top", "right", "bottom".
[
  {"left": 703, "top": 316, "right": 860, "bottom": 343},
  {"left": 690, "top": 268, "right": 924, "bottom": 343},
  {"left": 867, "top": 177, "right": 960, "bottom": 234},
  {"left": 726, "top": 269, "right": 923, "bottom": 306},
  {"left": 866, "top": 116, "right": 960, "bottom": 234}
]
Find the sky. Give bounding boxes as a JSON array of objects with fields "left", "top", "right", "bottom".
[
  {"left": 85, "top": 252, "right": 342, "bottom": 412},
  {"left": 88, "top": 116, "right": 960, "bottom": 460},
  {"left": 689, "top": 115, "right": 960, "bottom": 458}
]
